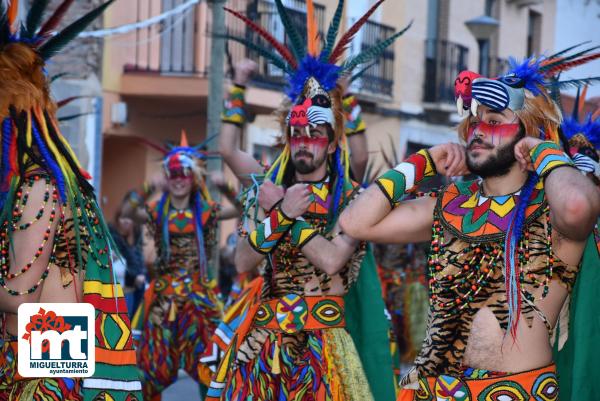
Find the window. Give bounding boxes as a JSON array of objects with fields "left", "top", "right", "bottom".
[{"left": 527, "top": 10, "right": 542, "bottom": 55}]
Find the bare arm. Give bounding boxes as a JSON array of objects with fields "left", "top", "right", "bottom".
[
  {"left": 340, "top": 187, "right": 436, "bottom": 243},
  {"left": 340, "top": 143, "right": 468, "bottom": 243},
  {"left": 219, "top": 59, "right": 263, "bottom": 185},
  {"left": 347, "top": 133, "right": 368, "bottom": 182},
  {"left": 516, "top": 138, "right": 600, "bottom": 242},
  {"left": 234, "top": 235, "right": 265, "bottom": 274},
  {"left": 218, "top": 205, "right": 241, "bottom": 221}
]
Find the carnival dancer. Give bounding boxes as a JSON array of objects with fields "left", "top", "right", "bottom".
[
  {"left": 340, "top": 50, "right": 600, "bottom": 400},
  {"left": 204, "top": 1, "right": 413, "bottom": 399},
  {"left": 126, "top": 132, "right": 238, "bottom": 400},
  {"left": 198, "top": 62, "right": 373, "bottom": 385},
  {"left": 0, "top": 1, "right": 142, "bottom": 400},
  {"left": 554, "top": 88, "right": 600, "bottom": 401}
]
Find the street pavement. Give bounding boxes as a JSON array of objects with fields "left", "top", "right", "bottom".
[{"left": 162, "top": 370, "right": 204, "bottom": 400}]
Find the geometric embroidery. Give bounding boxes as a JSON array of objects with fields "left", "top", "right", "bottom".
[
  {"left": 434, "top": 375, "right": 471, "bottom": 401},
  {"left": 312, "top": 299, "right": 343, "bottom": 326},
  {"left": 477, "top": 380, "right": 528, "bottom": 401},
  {"left": 416, "top": 375, "right": 434, "bottom": 401},
  {"left": 255, "top": 304, "right": 274, "bottom": 327},
  {"left": 441, "top": 179, "right": 545, "bottom": 242},
  {"left": 99, "top": 313, "right": 131, "bottom": 350},
  {"left": 531, "top": 372, "right": 559, "bottom": 401}
]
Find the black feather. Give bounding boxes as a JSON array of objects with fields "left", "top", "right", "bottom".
[
  {"left": 320, "top": 0, "right": 344, "bottom": 61},
  {"left": 556, "top": 76, "right": 600, "bottom": 90},
  {"left": 547, "top": 42, "right": 590, "bottom": 60},
  {"left": 541, "top": 46, "right": 600, "bottom": 72},
  {"left": 24, "top": 0, "right": 51, "bottom": 39},
  {"left": 273, "top": 0, "right": 304, "bottom": 62},
  {"left": 216, "top": 33, "right": 291, "bottom": 73},
  {"left": 39, "top": 0, "right": 115, "bottom": 60}
]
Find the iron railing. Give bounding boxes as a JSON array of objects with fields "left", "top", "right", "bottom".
[
  {"left": 353, "top": 20, "right": 396, "bottom": 97},
  {"left": 224, "top": 0, "right": 326, "bottom": 88},
  {"left": 423, "top": 39, "right": 469, "bottom": 104}
]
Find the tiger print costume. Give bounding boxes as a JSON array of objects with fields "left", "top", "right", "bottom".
[
  {"left": 132, "top": 198, "right": 221, "bottom": 399},
  {"left": 400, "top": 178, "right": 579, "bottom": 388}
]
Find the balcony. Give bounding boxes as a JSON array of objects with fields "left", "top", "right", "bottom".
[
  {"left": 353, "top": 20, "right": 396, "bottom": 98},
  {"left": 424, "top": 39, "right": 469, "bottom": 104}
]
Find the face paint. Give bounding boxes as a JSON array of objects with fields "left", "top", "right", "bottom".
[
  {"left": 468, "top": 121, "right": 520, "bottom": 146},
  {"left": 290, "top": 135, "right": 329, "bottom": 156}
]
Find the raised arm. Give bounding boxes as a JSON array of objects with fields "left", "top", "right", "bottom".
[
  {"left": 343, "top": 93, "right": 368, "bottom": 181},
  {"left": 219, "top": 59, "right": 263, "bottom": 185},
  {"left": 515, "top": 138, "right": 600, "bottom": 242},
  {"left": 340, "top": 143, "right": 469, "bottom": 243}
]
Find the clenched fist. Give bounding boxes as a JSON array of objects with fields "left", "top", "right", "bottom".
[{"left": 280, "top": 184, "right": 312, "bottom": 219}]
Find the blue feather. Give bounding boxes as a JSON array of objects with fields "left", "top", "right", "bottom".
[
  {"left": 0, "top": 118, "right": 13, "bottom": 210},
  {"left": 32, "top": 119, "right": 67, "bottom": 201},
  {"left": 157, "top": 192, "right": 170, "bottom": 261},
  {"left": 562, "top": 114, "right": 600, "bottom": 148},
  {"left": 193, "top": 191, "right": 208, "bottom": 278},
  {"left": 505, "top": 57, "right": 545, "bottom": 95},
  {"left": 286, "top": 56, "right": 341, "bottom": 101}
]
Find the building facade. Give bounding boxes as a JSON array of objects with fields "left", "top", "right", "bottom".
[{"left": 100, "top": 0, "right": 557, "bottom": 221}]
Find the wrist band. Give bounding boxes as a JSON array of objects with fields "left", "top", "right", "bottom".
[
  {"left": 290, "top": 219, "right": 318, "bottom": 249},
  {"left": 248, "top": 204, "right": 294, "bottom": 254},
  {"left": 375, "top": 149, "right": 437, "bottom": 207},
  {"left": 222, "top": 84, "right": 246, "bottom": 126},
  {"left": 530, "top": 141, "right": 574, "bottom": 178},
  {"left": 343, "top": 94, "right": 366, "bottom": 137}
]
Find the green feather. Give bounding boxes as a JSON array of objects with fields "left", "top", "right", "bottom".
[
  {"left": 24, "top": 0, "right": 50, "bottom": 39},
  {"left": 556, "top": 76, "right": 600, "bottom": 90},
  {"left": 39, "top": 0, "right": 115, "bottom": 60},
  {"left": 273, "top": 0, "right": 305, "bottom": 62},
  {"left": 548, "top": 42, "right": 590, "bottom": 60},
  {"left": 217, "top": 33, "right": 291, "bottom": 73},
  {"left": 342, "top": 21, "right": 412, "bottom": 74},
  {"left": 350, "top": 62, "right": 375, "bottom": 83},
  {"left": 320, "top": 0, "right": 344, "bottom": 61}
]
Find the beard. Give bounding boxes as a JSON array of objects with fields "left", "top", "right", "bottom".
[
  {"left": 292, "top": 151, "right": 327, "bottom": 174},
  {"left": 466, "top": 131, "right": 525, "bottom": 178}
]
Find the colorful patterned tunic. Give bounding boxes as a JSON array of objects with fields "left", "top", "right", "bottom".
[
  {"left": 207, "top": 178, "right": 380, "bottom": 401},
  {"left": 401, "top": 179, "right": 579, "bottom": 388},
  {"left": 132, "top": 195, "right": 221, "bottom": 399}
]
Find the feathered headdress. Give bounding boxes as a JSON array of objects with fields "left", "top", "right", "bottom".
[
  {"left": 0, "top": 0, "right": 115, "bottom": 269},
  {"left": 223, "top": 0, "right": 411, "bottom": 220}
]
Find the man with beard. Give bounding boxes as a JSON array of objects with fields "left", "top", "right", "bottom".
[
  {"left": 206, "top": 1, "right": 413, "bottom": 398},
  {"left": 340, "top": 56, "right": 600, "bottom": 400}
]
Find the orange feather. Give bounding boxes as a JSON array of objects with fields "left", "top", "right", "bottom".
[
  {"left": 306, "top": 0, "right": 319, "bottom": 56},
  {"left": 7, "top": 0, "right": 19, "bottom": 32},
  {"left": 578, "top": 85, "right": 588, "bottom": 118},
  {"left": 180, "top": 129, "right": 189, "bottom": 147}
]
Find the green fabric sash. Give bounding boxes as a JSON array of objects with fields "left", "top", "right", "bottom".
[{"left": 345, "top": 245, "right": 396, "bottom": 401}]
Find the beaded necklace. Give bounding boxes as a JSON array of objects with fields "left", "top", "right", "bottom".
[{"left": 429, "top": 201, "right": 555, "bottom": 319}]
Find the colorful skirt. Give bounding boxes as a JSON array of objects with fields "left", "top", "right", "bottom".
[
  {"left": 397, "top": 364, "right": 558, "bottom": 401},
  {"left": 206, "top": 294, "right": 374, "bottom": 401},
  {"left": 132, "top": 269, "right": 221, "bottom": 399},
  {"left": 0, "top": 338, "right": 83, "bottom": 401}
]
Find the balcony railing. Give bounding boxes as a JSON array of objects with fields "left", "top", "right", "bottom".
[
  {"left": 353, "top": 20, "right": 396, "bottom": 97},
  {"left": 424, "top": 39, "right": 469, "bottom": 104},
  {"left": 225, "top": 0, "right": 326, "bottom": 89}
]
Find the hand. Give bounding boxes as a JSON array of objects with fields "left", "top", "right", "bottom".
[
  {"left": 209, "top": 171, "right": 227, "bottom": 189},
  {"left": 514, "top": 137, "right": 544, "bottom": 172},
  {"left": 134, "top": 274, "right": 146, "bottom": 289},
  {"left": 149, "top": 173, "right": 167, "bottom": 192},
  {"left": 234, "top": 58, "right": 258, "bottom": 86},
  {"left": 428, "top": 143, "right": 470, "bottom": 177},
  {"left": 258, "top": 181, "right": 285, "bottom": 211},
  {"left": 280, "top": 184, "right": 312, "bottom": 219}
]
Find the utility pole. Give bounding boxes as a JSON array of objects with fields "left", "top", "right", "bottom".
[{"left": 206, "top": 0, "right": 226, "bottom": 282}]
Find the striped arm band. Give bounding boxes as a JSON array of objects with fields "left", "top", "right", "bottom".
[
  {"left": 221, "top": 84, "right": 246, "bottom": 126},
  {"left": 248, "top": 204, "right": 294, "bottom": 254},
  {"left": 375, "top": 149, "right": 437, "bottom": 207},
  {"left": 530, "top": 141, "right": 574, "bottom": 178}
]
